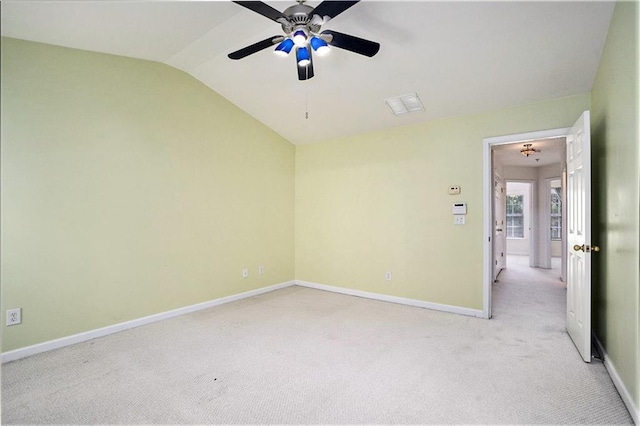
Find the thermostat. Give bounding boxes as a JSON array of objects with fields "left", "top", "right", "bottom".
[
  {"left": 448, "top": 186, "right": 461, "bottom": 195},
  {"left": 452, "top": 203, "right": 467, "bottom": 215}
]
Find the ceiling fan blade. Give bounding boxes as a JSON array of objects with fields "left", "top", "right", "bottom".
[
  {"left": 228, "top": 36, "right": 283, "bottom": 60},
  {"left": 311, "top": 1, "right": 359, "bottom": 21},
  {"left": 321, "top": 30, "right": 380, "bottom": 57},
  {"left": 298, "top": 53, "right": 314, "bottom": 81},
  {"left": 232, "top": 1, "right": 287, "bottom": 23}
]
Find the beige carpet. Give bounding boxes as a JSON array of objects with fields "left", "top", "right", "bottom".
[{"left": 1, "top": 258, "right": 633, "bottom": 424}]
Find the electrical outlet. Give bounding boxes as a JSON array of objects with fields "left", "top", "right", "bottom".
[
  {"left": 242, "top": 268, "right": 249, "bottom": 278},
  {"left": 385, "top": 271, "right": 392, "bottom": 281},
  {"left": 258, "top": 265, "right": 264, "bottom": 275},
  {"left": 6, "top": 308, "right": 21, "bottom": 326}
]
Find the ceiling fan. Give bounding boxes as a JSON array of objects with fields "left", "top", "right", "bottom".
[{"left": 228, "top": 1, "right": 380, "bottom": 80}]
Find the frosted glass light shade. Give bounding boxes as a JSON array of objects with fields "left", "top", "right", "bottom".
[
  {"left": 293, "top": 30, "right": 307, "bottom": 47},
  {"left": 296, "top": 47, "right": 311, "bottom": 66},
  {"left": 310, "top": 36, "right": 330, "bottom": 56},
  {"left": 274, "top": 38, "right": 294, "bottom": 57}
]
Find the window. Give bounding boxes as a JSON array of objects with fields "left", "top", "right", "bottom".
[
  {"left": 550, "top": 185, "right": 562, "bottom": 240},
  {"left": 506, "top": 194, "right": 524, "bottom": 238}
]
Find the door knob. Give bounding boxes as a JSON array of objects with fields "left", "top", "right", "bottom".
[{"left": 573, "top": 244, "right": 585, "bottom": 252}]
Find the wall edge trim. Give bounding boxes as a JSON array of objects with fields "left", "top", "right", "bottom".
[
  {"left": 294, "top": 280, "right": 485, "bottom": 318},
  {"left": 1, "top": 280, "right": 296, "bottom": 363},
  {"left": 594, "top": 333, "right": 640, "bottom": 425}
]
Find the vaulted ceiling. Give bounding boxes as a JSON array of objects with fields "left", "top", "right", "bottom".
[{"left": 1, "top": 1, "right": 615, "bottom": 145}]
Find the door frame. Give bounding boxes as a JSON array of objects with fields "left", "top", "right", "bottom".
[
  {"left": 482, "top": 127, "right": 570, "bottom": 319},
  {"left": 541, "top": 176, "right": 565, "bottom": 270}
]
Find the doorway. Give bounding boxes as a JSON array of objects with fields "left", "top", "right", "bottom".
[
  {"left": 482, "top": 127, "right": 571, "bottom": 319},
  {"left": 492, "top": 142, "right": 566, "bottom": 302},
  {"left": 483, "top": 112, "right": 594, "bottom": 362},
  {"left": 504, "top": 181, "right": 535, "bottom": 268}
]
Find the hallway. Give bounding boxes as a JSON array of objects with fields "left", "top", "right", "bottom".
[{"left": 494, "top": 255, "right": 564, "bottom": 323}]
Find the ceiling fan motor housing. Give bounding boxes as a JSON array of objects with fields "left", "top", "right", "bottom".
[{"left": 280, "top": 4, "right": 321, "bottom": 35}]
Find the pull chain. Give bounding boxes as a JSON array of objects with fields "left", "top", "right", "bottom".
[{"left": 305, "top": 92, "right": 309, "bottom": 119}]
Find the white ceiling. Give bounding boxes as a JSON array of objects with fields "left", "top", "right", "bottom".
[
  {"left": 493, "top": 137, "right": 566, "bottom": 169},
  {"left": 1, "top": 1, "right": 615, "bottom": 145}
]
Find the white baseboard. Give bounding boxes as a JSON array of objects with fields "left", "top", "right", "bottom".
[
  {"left": 1, "top": 281, "right": 296, "bottom": 364},
  {"left": 295, "top": 280, "right": 485, "bottom": 318},
  {"left": 593, "top": 333, "right": 640, "bottom": 425}
]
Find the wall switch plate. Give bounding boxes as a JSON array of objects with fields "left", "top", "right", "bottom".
[
  {"left": 6, "top": 308, "right": 21, "bottom": 326},
  {"left": 258, "top": 265, "right": 264, "bottom": 275},
  {"left": 385, "top": 271, "right": 392, "bottom": 281},
  {"left": 454, "top": 215, "right": 465, "bottom": 225},
  {"left": 242, "top": 268, "right": 249, "bottom": 278}
]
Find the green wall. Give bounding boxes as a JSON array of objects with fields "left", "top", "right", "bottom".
[
  {"left": 591, "top": 0, "right": 640, "bottom": 411},
  {"left": 0, "top": 38, "right": 296, "bottom": 352},
  {"left": 295, "top": 94, "right": 590, "bottom": 309}
]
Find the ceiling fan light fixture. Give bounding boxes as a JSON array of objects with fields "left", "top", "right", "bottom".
[
  {"left": 227, "top": 1, "right": 380, "bottom": 80},
  {"left": 296, "top": 47, "right": 311, "bottom": 67},
  {"left": 293, "top": 29, "right": 307, "bottom": 47},
  {"left": 310, "top": 36, "right": 330, "bottom": 56},
  {"left": 274, "top": 38, "right": 294, "bottom": 57}
]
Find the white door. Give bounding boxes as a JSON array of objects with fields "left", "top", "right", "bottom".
[
  {"left": 493, "top": 174, "right": 506, "bottom": 280},
  {"left": 566, "top": 111, "right": 594, "bottom": 363}
]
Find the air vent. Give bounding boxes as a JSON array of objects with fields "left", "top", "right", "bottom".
[{"left": 384, "top": 93, "right": 425, "bottom": 115}]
